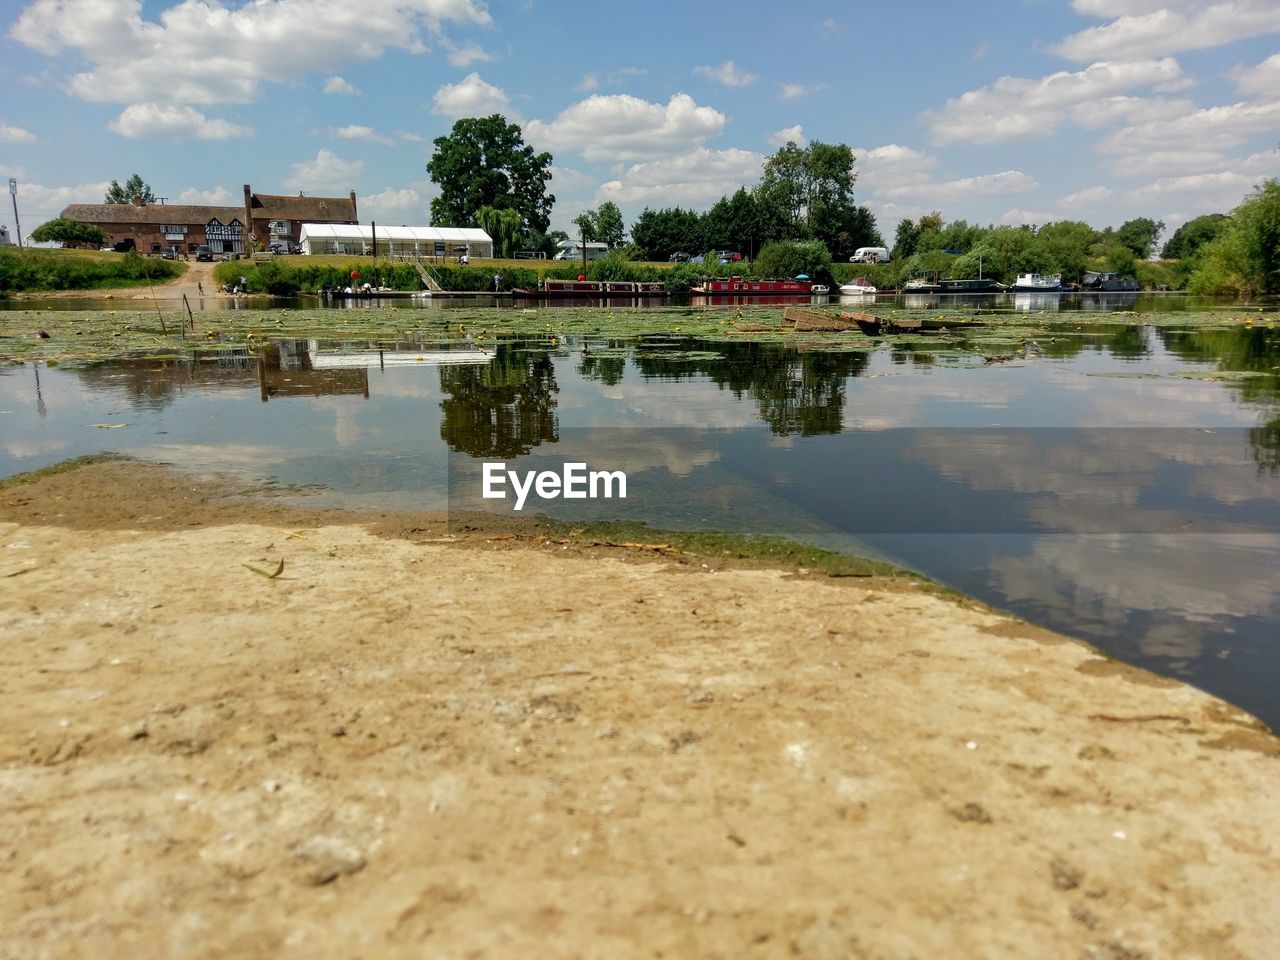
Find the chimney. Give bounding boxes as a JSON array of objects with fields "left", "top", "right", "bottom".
[
  {"left": 243, "top": 184, "right": 254, "bottom": 246},
  {"left": 132, "top": 194, "right": 143, "bottom": 207},
  {"left": 350, "top": 189, "right": 358, "bottom": 222}
]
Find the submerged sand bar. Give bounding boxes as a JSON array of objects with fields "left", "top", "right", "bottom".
[{"left": 1, "top": 461, "right": 1278, "bottom": 958}]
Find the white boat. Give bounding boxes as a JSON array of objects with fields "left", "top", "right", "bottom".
[
  {"left": 839, "top": 280, "right": 877, "bottom": 296},
  {"left": 1010, "top": 272, "right": 1062, "bottom": 292},
  {"left": 810, "top": 284, "right": 830, "bottom": 294}
]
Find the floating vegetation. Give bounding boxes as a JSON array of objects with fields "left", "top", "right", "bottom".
[{"left": 0, "top": 305, "right": 1272, "bottom": 367}]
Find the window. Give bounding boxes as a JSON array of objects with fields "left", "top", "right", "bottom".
[
  {"left": 161, "top": 224, "right": 188, "bottom": 240},
  {"left": 268, "top": 220, "right": 292, "bottom": 236}
]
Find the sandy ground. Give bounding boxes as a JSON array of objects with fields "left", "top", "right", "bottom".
[{"left": 1, "top": 461, "right": 1278, "bottom": 960}]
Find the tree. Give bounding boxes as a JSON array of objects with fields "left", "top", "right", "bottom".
[
  {"left": 1161, "top": 214, "right": 1228, "bottom": 260},
  {"left": 1115, "top": 217, "right": 1164, "bottom": 259},
  {"left": 1190, "top": 179, "right": 1280, "bottom": 296},
  {"left": 893, "top": 219, "right": 921, "bottom": 260},
  {"left": 757, "top": 139, "right": 858, "bottom": 242},
  {"left": 427, "top": 115, "right": 554, "bottom": 233},
  {"left": 104, "top": 174, "right": 155, "bottom": 206},
  {"left": 593, "top": 202, "right": 625, "bottom": 248},
  {"left": 475, "top": 205, "right": 524, "bottom": 258},
  {"left": 629, "top": 207, "right": 705, "bottom": 261},
  {"left": 755, "top": 239, "right": 833, "bottom": 284},
  {"left": 29, "top": 217, "right": 105, "bottom": 248}
]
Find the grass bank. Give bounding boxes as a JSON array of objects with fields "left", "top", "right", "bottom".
[{"left": 0, "top": 248, "right": 185, "bottom": 295}]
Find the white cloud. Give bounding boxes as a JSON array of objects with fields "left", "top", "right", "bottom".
[
  {"left": 921, "top": 58, "right": 1184, "bottom": 144},
  {"left": 527, "top": 93, "right": 726, "bottom": 163},
  {"left": 1096, "top": 99, "right": 1280, "bottom": 157},
  {"left": 431, "top": 72, "right": 512, "bottom": 117},
  {"left": 852, "top": 144, "right": 938, "bottom": 192},
  {"left": 362, "top": 182, "right": 436, "bottom": 223},
  {"left": 441, "top": 38, "right": 492, "bottom": 67},
  {"left": 777, "top": 81, "right": 827, "bottom": 100},
  {"left": 1230, "top": 52, "right": 1280, "bottom": 96},
  {"left": 11, "top": 0, "right": 491, "bottom": 105},
  {"left": 1056, "top": 0, "right": 1280, "bottom": 61},
  {"left": 324, "top": 76, "right": 359, "bottom": 96},
  {"left": 398, "top": 131, "right": 425, "bottom": 142},
  {"left": 769, "top": 125, "right": 807, "bottom": 148},
  {"left": 880, "top": 170, "right": 1038, "bottom": 201},
  {"left": 999, "top": 208, "right": 1061, "bottom": 225},
  {"left": 178, "top": 186, "right": 232, "bottom": 204},
  {"left": 286, "top": 150, "right": 364, "bottom": 192},
  {"left": 107, "top": 103, "right": 252, "bottom": 140},
  {"left": 1057, "top": 185, "right": 1114, "bottom": 207},
  {"left": 329, "top": 124, "right": 395, "bottom": 146},
  {"left": 576, "top": 73, "right": 598, "bottom": 92},
  {"left": 596, "top": 147, "right": 766, "bottom": 209},
  {"left": 0, "top": 121, "right": 36, "bottom": 143},
  {"left": 1068, "top": 95, "right": 1196, "bottom": 129},
  {"left": 694, "top": 60, "right": 757, "bottom": 87},
  {"left": 7, "top": 180, "right": 112, "bottom": 225}
]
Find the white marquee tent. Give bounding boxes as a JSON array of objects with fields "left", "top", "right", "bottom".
[{"left": 298, "top": 224, "right": 493, "bottom": 259}]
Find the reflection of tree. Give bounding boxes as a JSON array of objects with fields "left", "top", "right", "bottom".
[
  {"left": 438, "top": 345, "right": 558, "bottom": 456},
  {"left": 1029, "top": 323, "right": 1148, "bottom": 361},
  {"left": 632, "top": 340, "right": 870, "bottom": 435},
  {"left": 577, "top": 343, "right": 626, "bottom": 386},
  {"left": 1156, "top": 326, "right": 1280, "bottom": 474},
  {"left": 74, "top": 353, "right": 257, "bottom": 410}
]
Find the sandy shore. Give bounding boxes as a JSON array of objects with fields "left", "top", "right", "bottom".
[{"left": 1, "top": 460, "right": 1277, "bottom": 959}]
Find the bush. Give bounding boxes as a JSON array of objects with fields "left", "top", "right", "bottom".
[
  {"left": 0, "top": 248, "right": 182, "bottom": 293},
  {"left": 754, "top": 240, "right": 833, "bottom": 284}
]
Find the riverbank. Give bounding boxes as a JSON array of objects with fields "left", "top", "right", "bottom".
[{"left": 2, "top": 458, "right": 1277, "bottom": 958}]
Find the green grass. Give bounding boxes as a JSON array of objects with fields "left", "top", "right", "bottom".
[{"left": 1, "top": 248, "right": 186, "bottom": 294}]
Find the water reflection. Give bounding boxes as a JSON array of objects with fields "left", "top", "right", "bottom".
[
  {"left": 6, "top": 322, "right": 1280, "bottom": 726},
  {"left": 438, "top": 343, "right": 559, "bottom": 457}
]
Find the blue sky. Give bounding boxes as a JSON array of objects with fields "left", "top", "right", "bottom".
[{"left": 2, "top": 0, "right": 1278, "bottom": 244}]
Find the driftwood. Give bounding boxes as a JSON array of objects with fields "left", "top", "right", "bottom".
[{"left": 783, "top": 306, "right": 861, "bottom": 331}]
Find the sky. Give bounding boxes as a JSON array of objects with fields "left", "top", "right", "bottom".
[{"left": 1, "top": 0, "right": 1278, "bottom": 245}]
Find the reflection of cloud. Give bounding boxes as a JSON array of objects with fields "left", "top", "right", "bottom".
[
  {"left": 990, "top": 534, "right": 1280, "bottom": 631},
  {"left": 134, "top": 444, "right": 291, "bottom": 469},
  {"left": 545, "top": 432, "right": 722, "bottom": 478}
]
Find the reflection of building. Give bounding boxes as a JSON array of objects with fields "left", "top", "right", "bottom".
[
  {"left": 61, "top": 185, "right": 358, "bottom": 256},
  {"left": 257, "top": 342, "right": 369, "bottom": 401}
]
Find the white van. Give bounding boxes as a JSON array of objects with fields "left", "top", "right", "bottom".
[
  {"left": 851, "top": 246, "right": 890, "bottom": 263},
  {"left": 554, "top": 240, "right": 610, "bottom": 261}
]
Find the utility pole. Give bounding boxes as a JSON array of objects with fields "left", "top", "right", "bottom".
[
  {"left": 580, "top": 221, "right": 587, "bottom": 277},
  {"left": 9, "top": 178, "right": 23, "bottom": 247}
]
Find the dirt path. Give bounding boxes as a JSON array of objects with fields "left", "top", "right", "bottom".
[{"left": 2, "top": 461, "right": 1277, "bottom": 959}]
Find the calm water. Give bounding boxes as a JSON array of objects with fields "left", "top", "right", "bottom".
[{"left": 3, "top": 320, "right": 1279, "bottom": 727}]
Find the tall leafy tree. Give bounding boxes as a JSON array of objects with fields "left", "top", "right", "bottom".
[
  {"left": 475, "top": 205, "right": 524, "bottom": 258},
  {"left": 629, "top": 207, "right": 705, "bottom": 260},
  {"left": 104, "top": 174, "right": 155, "bottom": 205},
  {"left": 893, "top": 218, "right": 921, "bottom": 260},
  {"left": 757, "top": 139, "right": 857, "bottom": 241},
  {"left": 1161, "top": 214, "right": 1228, "bottom": 260},
  {"left": 427, "top": 115, "right": 554, "bottom": 233},
  {"left": 1190, "top": 179, "right": 1280, "bottom": 296},
  {"left": 1115, "top": 217, "right": 1165, "bottom": 258}
]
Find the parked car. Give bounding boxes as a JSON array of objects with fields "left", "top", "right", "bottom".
[
  {"left": 195, "top": 245, "right": 212, "bottom": 262},
  {"left": 717, "top": 250, "right": 743, "bottom": 262},
  {"left": 161, "top": 246, "right": 178, "bottom": 260},
  {"left": 668, "top": 251, "right": 691, "bottom": 262},
  {"left": 220, "top": 251, "right": 238, "bottom": 262}
]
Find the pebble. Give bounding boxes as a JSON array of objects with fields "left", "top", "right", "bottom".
[
  {"left": 294, "top": 834, "right": 366, "bottom": 885},
  {"left": 261, "top": 779, "right": 281, "bottom": 793}
]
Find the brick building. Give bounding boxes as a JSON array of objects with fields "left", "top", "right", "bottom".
[{"left": 60, "top": 184, "right": 358, "bottom": 256}]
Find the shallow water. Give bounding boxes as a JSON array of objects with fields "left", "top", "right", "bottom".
[{"left": 3, "top": 320, "right": 1279, "bottom": 727}]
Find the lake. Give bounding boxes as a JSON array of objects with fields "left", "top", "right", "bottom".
[{"left": 2, "top": 315, "right": 1279, "bottom": 727}]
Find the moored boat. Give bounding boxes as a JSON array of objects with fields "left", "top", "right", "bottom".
[
  {"left": 1082, "top": 271, "right": 1138, "bottom": 292},
  {"left": 839, "top": 279, "right": 877, "bottom": 296},
  {"left": 1011, "top": 272, "right": 1063, "bottom": 292},
  {"left": 692, "top": 276, "right": 817, "bottom": 296},
  {"left": 512, "top": 279, "right": 668, "bottom": 298}
]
